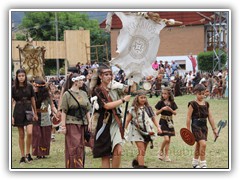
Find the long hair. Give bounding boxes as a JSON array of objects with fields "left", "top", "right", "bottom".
[
  {"left": 96, "top": 65, "right": 112, "bottom": 86},
  {"left": 34, "top": 79, "right": 50, "bottom": 108},
  {"left": 14, "top": 68, "right": 28, "bottom": 90},
  {"left": 90, "top": 64, "right": 112, "bottom": 94},
  {"left": 131, "top": 91, "right": 150, "bottom": 118},
  {"left": 161, "top": 87, "right": 175, "bottom": 104},
  {"left": 63, "top": 73, "right": 79, "bottom": 93}
]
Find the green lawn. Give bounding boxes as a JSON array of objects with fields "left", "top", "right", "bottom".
[{"left": 11, "top": 95, "right": 229, "bottom": 169}]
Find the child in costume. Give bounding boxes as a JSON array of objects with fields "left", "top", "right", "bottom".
[
  {"left": 32, "top": 79, "right": 58, "bottom": 159},
  {"left": 155, "top": 87, "right": 178, "bottom": 162},
  {"left": 186, "top": 84, "right": 218, "bottom": 168},
  {"left": 125, "top": 91, "right": 162, "bottom": 168}
]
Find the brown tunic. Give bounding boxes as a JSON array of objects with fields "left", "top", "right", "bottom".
[
  {"left": 12, "top": 83, "right": 35, "bottom": 126},
  {"left": 155, "top": 100, "right": 178, "bottom": 136},
  {"left": 92, "top": 85, "right": 126, "bottom": 158},
  {"left": 188, "top": 101, "right": 209, "bottom": 141}
]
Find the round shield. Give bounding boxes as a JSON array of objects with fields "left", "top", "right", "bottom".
[
  {"left": 180, "top": 128, "right": 195, "bottom": 146},
  {"left": 52, "top": 116, "right": 62, "bottom": 127},
  {"left": 143, "top": 81, "right": 151, "bottom": 90}
]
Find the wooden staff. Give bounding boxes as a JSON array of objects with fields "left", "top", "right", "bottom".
[{"left": 122, "top": 76, "right": 133, "bottom": 131}]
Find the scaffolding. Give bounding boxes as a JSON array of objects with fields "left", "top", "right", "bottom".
[
  {"left": 85, "top": 41, "right": 109, "bottom": 64},
  {"left": 206, "top": 11, "right": 229, "bottom": 71}
]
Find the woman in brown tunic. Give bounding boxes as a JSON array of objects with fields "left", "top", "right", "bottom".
[
  {"left": 91, "top": 65, "right": 134, "bottom": 168},
  {"left": 12, "top": 68, "right": 38, "bottom": 164},
  {"left": 60, "top": 74, "right": 91, "bottom": 168},
  {"left": 186, "top": 84, "right": 218, "bottom": 168}
]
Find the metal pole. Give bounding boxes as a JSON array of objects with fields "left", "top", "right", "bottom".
[
  {"left": 55, "top": 12, "right": 60, "bottom": 78},
  {"left": 105, "top": 41, "right": 109, "bottom": 61},
  {"left": 218, "top": 12, "right": 222, "bottom": 70},
  {"left": 18, "top": 47, "right": 22, "bottom": 68}
]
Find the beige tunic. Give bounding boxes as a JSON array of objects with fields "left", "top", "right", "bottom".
[
  {"left": 108, "top": 87, "right": 127, "bottom": 151},
  {"left": 126, "top": 106, "right": 156, "bottom": 142},
  {"left": 61, "top": 89, "right": 91, "bottom": 125}
]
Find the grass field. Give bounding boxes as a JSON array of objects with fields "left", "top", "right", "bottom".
[{"left": 11, "top": 95, "right": 229, "bottom": 169}]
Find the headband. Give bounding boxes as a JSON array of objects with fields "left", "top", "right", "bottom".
[
  {"left": 101, "top": 69, "right": 112, "bottom": 74},
  {"left": 71, "top": 75, "right": 85, "bottom": 82},
  {"left": 33, "top": 82, "right": 46, "bottom": 87}
]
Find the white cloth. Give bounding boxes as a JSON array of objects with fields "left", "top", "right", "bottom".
[
  {"left": 108, "top": 12, "right": 166, "bottom": 83},
  {"left": 126, "top": 107, "right": 156, "bottom": 142}
]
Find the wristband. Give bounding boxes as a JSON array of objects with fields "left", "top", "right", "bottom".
[
  {"left": 121, "top": 98, "right": 126, "bottom": 103},
  {"left": 212, "top": 127, "right": 216, "bottom": 130}
]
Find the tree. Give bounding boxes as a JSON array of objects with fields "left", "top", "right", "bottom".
[
  {"left": 17, "top": 12, "right": 110, "bottom": 64},
  {"left": 197, "top": 50, "right": 227, "bottom": 72}
]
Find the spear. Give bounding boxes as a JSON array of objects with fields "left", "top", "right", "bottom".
[{"left": 122, "top": 76, "right": 133, "bottom": 131}]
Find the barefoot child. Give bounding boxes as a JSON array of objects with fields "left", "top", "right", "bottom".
[
  {"left": 125, "top": 91, "right": 162, "bottom": 168},
  {"left": 155, "top": 87, "right": 178, "bottom": 162},
  {"left": 186, "top": 84, "right": 218, "bottom": 168}
]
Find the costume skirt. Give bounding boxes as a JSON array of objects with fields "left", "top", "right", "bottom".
[
  {"left": 159, "top": 118, "right": 175, "bottom": 136},
  {"left": 13, "top": 103, "right": 33, "bottom": 127},
  {"left": 65, "top": 124, "right": 85, "bottom": 168},
  {"left": 191, "top": 119, "right": 208, "bottom": 141},
  {"left": 32, "top": 124, "right": 52, "bottom": 156}
]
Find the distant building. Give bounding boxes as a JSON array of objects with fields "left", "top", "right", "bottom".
[{"left": 99, "top": 11, "right": 228, "bottom": 73}]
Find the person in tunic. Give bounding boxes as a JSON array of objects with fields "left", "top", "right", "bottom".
[
  {"left": 32, "top": 79, "right": 58, "bottom": 159},
  {"left": 91, "top": 65, "right": 135, "bottom": 168},
  {"left": 186, "top": 84, "right": 218, "bottom": 168},
  {"left": 125, "top": 91, "right": 162, "bottom": 168},
  {"left": 173, "top": 73, "right": 182, "bottom": 97},
  {"left": 60, "top": 74, "right": 91, "bottom": 168},
  {"left": 155, "top": 87, "right": 178, "bottom": 162},
  {"left": 12, "top": 68, "right": 38, "bottom": 164}
]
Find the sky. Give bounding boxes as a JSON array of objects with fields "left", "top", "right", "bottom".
[{"left": 2, "top": 0, "right": 238, "bottom": 179}]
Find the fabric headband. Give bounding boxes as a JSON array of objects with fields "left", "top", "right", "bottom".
[
  {"left": 33, "top": 82, "right": 46, "bottom": 87},
  {"left": 101, "top": 69, "right": 112, "bottom": 74},
  {"left": 72, "top": 75, "right": 85, "bottom": 82}
]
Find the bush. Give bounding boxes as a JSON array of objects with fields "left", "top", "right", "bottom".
[{"left": 197, "top": 50, "right": 227, "bottom": 71}]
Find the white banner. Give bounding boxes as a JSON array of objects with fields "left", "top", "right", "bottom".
[{"left": 109, "top": 12, "right": 166, "bottom": 83}]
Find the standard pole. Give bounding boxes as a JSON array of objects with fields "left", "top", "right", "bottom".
[{"left": 55, "top": 12, "right": 60, "bottom": 78}]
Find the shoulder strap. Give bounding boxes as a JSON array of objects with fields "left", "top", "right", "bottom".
[
  {"left": 97, "top": 86, "right": 124, "bottom": 138},
  {"left": 144, "top": 106, "right": 155, "bottom": 118},
  {"left": 67, "top": 90, "right": 80, "bottom": 107},
  {"left": 67, "top": 90, "right": 85, "bottom": 123}
]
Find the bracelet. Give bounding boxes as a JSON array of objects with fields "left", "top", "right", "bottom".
[
  {"left": 212, "top": 127, "right": 216, "bottom": 130},
  {"left": 121, "top": 98, "right": 126, "bottom": 103}
]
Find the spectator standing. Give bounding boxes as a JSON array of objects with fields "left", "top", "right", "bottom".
[{"left": 152, "top": 60, "right": 159, "bottom": 71}]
